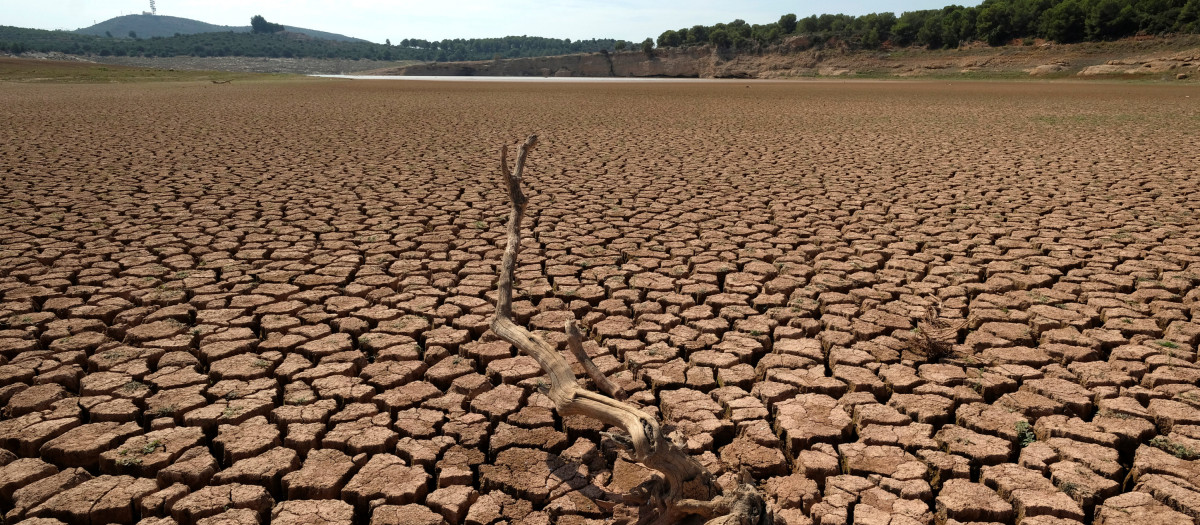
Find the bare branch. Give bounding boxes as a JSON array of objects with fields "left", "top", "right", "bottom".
[
  {"left": 489, "top": 134, "right": 769, "bottom": 525},
  {"left": 495, "top": 135, "right": 536, "bottom": 321},
  {"left": 566, "top": 319, "right": 628, "bottom": 401}
]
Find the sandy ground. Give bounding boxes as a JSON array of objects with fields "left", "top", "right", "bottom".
[{"left": 1, "top": 78, "right": 1199, "bottom": 524}]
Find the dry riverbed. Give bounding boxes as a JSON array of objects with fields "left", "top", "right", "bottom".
[{"left": 1, "top": 78, "right": 1199, "bottom": 524}]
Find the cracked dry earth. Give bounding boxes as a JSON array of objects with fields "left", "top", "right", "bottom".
[{"left": 0, "top": 78, "right": 1199, "bottom": 525}]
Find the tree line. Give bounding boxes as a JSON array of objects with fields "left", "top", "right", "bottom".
[
  {"left": 0, "top": 24, "right": 616, "bottom": 62},
  {"left": 3, "top": 0, "right": 1199, "bottom": 62},
  {"left": 650, "top": 0, "right": 1200, "bottom": 51}
]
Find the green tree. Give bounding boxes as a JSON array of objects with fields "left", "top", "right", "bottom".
[
  {"left": 892, "top": 10, "right": 929, "bottom": 46},
  {"left": 751, "top": 23, "right": 781, "bottom": 45},
  {"left": 1134, "top": 0, "right": 1183, "bottom": 34},
  {"left": 779, "top": 13, "right": 798, "bottom": 34},
  {"left": 938, "top": 6, "right": 976, "bottom": 48},
  {"left": 1180, "top": 0, "right": 1200, "bottom": 31},
  {"left": 917, "top": 14, "right": 944, "bottom": 47},
  {"left": 977, "top": 2, "right": 1013, "bottom": 45},
  {"left": 709, "top": 28, "right": 732, "bottom": 48},
  {"left": 657, "top": 29, "right": 682, "bottom": 48},
  {"left": 641, "top": 37, "right": 654, "bottom": 53},
  {"left": 1040, "top": 0, "right": 1087, "bottom": 42},
  {"left": 1012, "top": 0, "right": 1054, "bottom": 35},
  {"left": 863, "top": 28, "right": 882, "bottom": 47},
  {"left": 727, "top": 19, "right": 752, "bottom": 47},
  {"left": 1087, "top": 0, "right": 1136, "bottom": 39},
  {"left": 128, "top": 30, "right": 138, "bottom": 39},
  {"left": 858, "top": 12, "right": 897, "bottom": 44},
  {"left": 250, "top": 15, "right": 285, "bottom": 34},
  {"left": 614, "top": 40, "right": 627, "bottom": 51}
]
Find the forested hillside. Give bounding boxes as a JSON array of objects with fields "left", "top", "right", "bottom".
[
  {"left": 0, "top": 25, "right": 617, "bottom": 62},
  {"left": 650, "top": 0, "right": 1200, "bottom": 50}
]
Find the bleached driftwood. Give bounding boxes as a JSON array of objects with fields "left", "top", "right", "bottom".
[{"left": 490, "top": 135, "right": 771, "bottom": 525}]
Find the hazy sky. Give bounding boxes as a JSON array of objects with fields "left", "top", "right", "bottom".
[{"left": 7, "top": 1, "right": 971, "bottom": 44}]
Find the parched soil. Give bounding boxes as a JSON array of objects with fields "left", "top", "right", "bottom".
[{"left": 1, "top": 77, "right": 1199, "bottom": 525}]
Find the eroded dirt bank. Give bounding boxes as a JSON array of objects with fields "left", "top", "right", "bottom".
[
  {"left": 1, "top": 79, "right": 1199, "bottom": 524},
  {"left": 371, "top": 36, "right": 1200, "bottom": 79}
]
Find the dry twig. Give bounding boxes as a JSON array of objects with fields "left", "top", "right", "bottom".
[
  {"left": 490, "top": 135, "right": 770, "bottom": 525},
  {"left": 908, "top": 300, "right": 969, "bottom": 363}
]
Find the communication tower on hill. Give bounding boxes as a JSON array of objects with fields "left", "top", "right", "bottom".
[{"left": 149, "top": 0, "right": 157, "bottom": 15}]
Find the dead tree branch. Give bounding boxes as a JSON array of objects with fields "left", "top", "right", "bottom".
[
  {"left": 490, "top": 135, "right": 771, "bottom": 525},
  {"left": 907, "top": 300, "right": 969, "bottom": 363}
]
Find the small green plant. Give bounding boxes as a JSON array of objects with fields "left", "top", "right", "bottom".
[
  {"left": 252, "top": 359, "right": 269, "bottom": 368},
  {"left": 1059, "top": 481, "right": 1080, "bottom": 497},
  {"left": 1150, "top": 436, "right": 1199, "bottom": 459},
  {"left": 1015, "top": 420, "right": 1036, "bottom": 448},
  {"left": 122, "top": 381, "right": 146, "bottom": 392},
  {"left": 142, "top": 439, "right": 163, "bottom": 455},
  {"left": 1157, "top": 340, "right": 1180, "bottom": 349},
  {"left": 221, "top": 405, "right": 244, "bottom": 418}
]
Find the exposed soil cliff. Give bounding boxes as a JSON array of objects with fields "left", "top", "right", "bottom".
[{"left": 365, "top": 35, "right": 1200, "bottom": 80}]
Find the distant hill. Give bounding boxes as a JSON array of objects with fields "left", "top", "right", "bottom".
[
  {"left": 75, "top": 14, "right": 367, "bottom": 43},
  {"left": 1, "top": 24, "right": 617, "bottom": 62}
]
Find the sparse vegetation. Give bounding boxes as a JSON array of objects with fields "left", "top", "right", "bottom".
[
  {"left": 220, "top": 404, "right": 244, "bottom": 418},
  {"left": 1015, "top": 420, "right": 1036, "bottom": 447},
  {"left": 1150, "top": 435, "right": 1199, "bottom": 459}
]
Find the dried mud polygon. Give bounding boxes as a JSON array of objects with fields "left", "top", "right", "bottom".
[{"left": 1, "top": 78, "right": 1199, "bottom": 524}]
